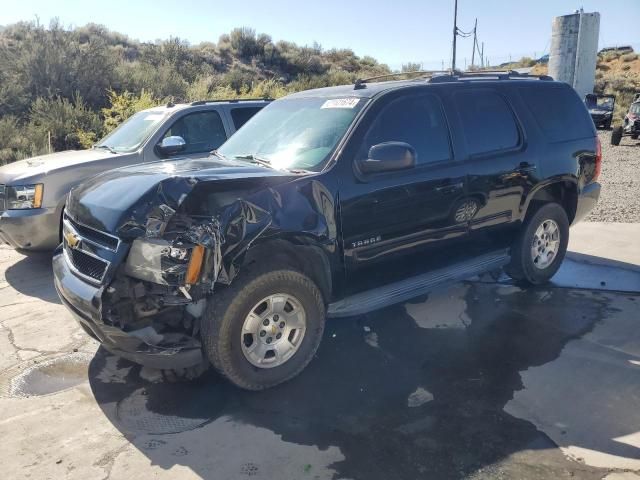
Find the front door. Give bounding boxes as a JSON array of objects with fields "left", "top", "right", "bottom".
[
  {"left": 153, "top": 109, "right": 229, "bottom": 161},
  {"left": 337, "top": 89, "right": 470, "bottom": 293}
]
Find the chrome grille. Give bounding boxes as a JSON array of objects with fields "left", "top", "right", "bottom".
[
  {"left": 64, "top": 214, "right": 119, "bottom": 251},
  {"left": 62, "top": 215, "right": 115, "bottom": 285}
]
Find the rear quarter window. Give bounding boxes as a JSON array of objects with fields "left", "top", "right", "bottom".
[
  {"left": 452, "top": 89, "right": 520, "bottom": 156},
  {"left": 520, "top": 86, "right": 594, "bottom": 142},
  {"left": 231, "top": 107, "right": 263, "bottom": 130}
]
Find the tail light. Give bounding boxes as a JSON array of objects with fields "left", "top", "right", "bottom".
[{"left": 594, "top": 136, "right": 602, "bottom": 182}]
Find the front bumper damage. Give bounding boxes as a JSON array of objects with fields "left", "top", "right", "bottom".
[
  {"left": 53, "top": 246, "right": 205, "bottom": 369},
  {"left": 55, "top": 179, "right": 274, "bottom": 369}
]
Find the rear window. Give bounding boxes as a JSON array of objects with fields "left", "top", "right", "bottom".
[
  {"left": 520, "top": 86, "right": 594, "bottom": 142},
  {"left": 452, "top": 89, "right": 520, "bottom": 156},
  {"left": 231, "top": 107, "right": 263, "bottom": 130}
]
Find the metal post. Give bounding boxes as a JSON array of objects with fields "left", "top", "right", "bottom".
[
  {"left": 471, "top": 18, "right": 477, "bottom": 67},
  {"left": 481, "top": 42, "right": 484, "bottom": 68},
  {"left": 452, "top": 0, "right": 458, "bottom": 71}
]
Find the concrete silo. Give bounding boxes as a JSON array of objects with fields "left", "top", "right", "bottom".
[{"left": 548, "top": 10, "right": 600, "bottom": 99}]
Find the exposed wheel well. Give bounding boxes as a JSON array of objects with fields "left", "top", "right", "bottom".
[
  {"left": 526, "top": 182, "right": 577, "bottom": 224},
  {"left": 236, "top": 239, "right": 332, "bottom": 303}
]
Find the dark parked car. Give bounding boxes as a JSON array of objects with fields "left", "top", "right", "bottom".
[
  {"left": 611, "top": 101, "right": 640, "bottom": 145},
  {"left": 53, "top": 72, "right": 601, "bottom": 390},
  {"left": 585, "top": 93, "right": 615, "bottom": 129}
]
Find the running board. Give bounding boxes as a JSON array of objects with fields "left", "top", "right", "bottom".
[{"left": 327, "top": 249, "right": 510, "bottom": 318}]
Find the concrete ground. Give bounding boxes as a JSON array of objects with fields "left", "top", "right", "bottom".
[{"left": 1, "top": 223, "right": 639, "bottom": 480}]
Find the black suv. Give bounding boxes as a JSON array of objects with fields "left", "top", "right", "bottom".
[{"left": 53, "top": 72, "right": 601, "bottom": 390}]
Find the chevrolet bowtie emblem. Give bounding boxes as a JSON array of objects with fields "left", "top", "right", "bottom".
[{"left": 65, "top": 231, "right": 81, "bottom": 249}]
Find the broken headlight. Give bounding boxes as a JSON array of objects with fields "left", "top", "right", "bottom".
[{"left": 124, "top": 238, "right": 205, "bottom": 286}]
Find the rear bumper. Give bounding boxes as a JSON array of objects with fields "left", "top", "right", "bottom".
[
  {"left": 0, "top": 207, "right": 60, "bottom": 251},
  {"left": 53, "top": 247, "right": 203, "bottom": 369},
  {"left": 573, "top": 182, "right": 601, "bottom": 224}
]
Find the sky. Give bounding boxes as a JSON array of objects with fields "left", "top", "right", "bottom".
[{"left": 2, "top": 0, "right": 640, "bottom": 69}]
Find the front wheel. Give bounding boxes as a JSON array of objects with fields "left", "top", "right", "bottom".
[
  {"left": 201, "top": 268, "right": 325, "bottom": 390},
  {"left": 506, "top": 203, "right": 569, "bottom": 285}
]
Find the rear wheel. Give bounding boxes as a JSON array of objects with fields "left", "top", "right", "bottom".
[
  {"left": 506, "top": 203, "right": 569, "bottom": 285},
  {"left": 611, "top": 126, "right": 623, "bottom": 145},
  {"left": 632, "top": 133, "right": 639, "bottom": 140},
  {"left": 201, "top": 267, "right": 325, "bottom": 390}
]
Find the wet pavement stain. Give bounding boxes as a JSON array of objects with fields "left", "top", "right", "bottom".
[
  {"left": 7, "top": 352, "right": 92, "bottom": 397},
  {"left": 87, "top": 282, "right": 630, "bottom": 480}
]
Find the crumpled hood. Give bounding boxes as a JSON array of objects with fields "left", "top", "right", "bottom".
[
  {"left": 67, "top": 156, "right": 295, "bottom": 235},
  {"left": 0, "top": 149, "right": 116, "bottom": 183}
]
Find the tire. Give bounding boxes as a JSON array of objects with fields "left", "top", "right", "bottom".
[
  {"left": 611, "top": 126, "right": 623, "bottom": 146},
  {"left": 605, "top": 120, "right": 612, "bottom": 130},
  {"left": 505, "top": 203, "right": 569, "bottom": 286},
  {"left": 201, "top": 267, "right": 325, "bottom": 390},
  {"left": 632, "top": 133, "right": 639, "bottom": 140}
]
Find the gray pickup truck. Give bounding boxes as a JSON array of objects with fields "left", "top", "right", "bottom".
[{"left": 0, "top": 99, "right": 270, "bottom": 251}]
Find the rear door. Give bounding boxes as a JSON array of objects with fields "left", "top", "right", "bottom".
[
  {"left": 450, "top": 86, "right": 535, "bottom": 234},
  {"left": 338, "top": 89, "right": 469, "bottom": 276}
]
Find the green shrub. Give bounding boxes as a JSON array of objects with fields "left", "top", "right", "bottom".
[
  {"left": 101, "top": 89, "right": 158, "bottom": 133},
  {"left": 28, "top": 93, "right": 102, "bottom": 152}
]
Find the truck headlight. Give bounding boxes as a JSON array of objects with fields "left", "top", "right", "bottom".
[
  {"left": 6, "top": 184, "right": 44, "bottom": 209},
  {"left": 124, "top": 238, "right": 205, "bottom": 286}
]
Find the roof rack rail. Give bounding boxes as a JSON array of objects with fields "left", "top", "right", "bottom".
[
  {"left": 428, "top": 70, "right": 554, "bottom": 83},
  {"left": 354, "top": 70, "right": 451, "bottom": 89},
  {"left": 353, "top": 69, "right": 552, "bottom": 89},
  {"left": 190, "top": 97, "right": 274, "bottom": 106}
]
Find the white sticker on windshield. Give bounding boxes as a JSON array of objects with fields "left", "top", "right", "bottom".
[
  {"left": 321, "top": 98, "right": 360, "bottom": 109},
  {"left": 143, "top": 114, "right": 164, "bottom": 121}
]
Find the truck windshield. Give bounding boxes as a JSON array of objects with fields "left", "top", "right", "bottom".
[
  {"left": 218, "top": 96, "right": 366, "bottom": 171},
  {"left": 95, "top": 110, "right": 168, "bottom": 153}
]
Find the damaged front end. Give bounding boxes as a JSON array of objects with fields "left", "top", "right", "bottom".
[{"left": 56, "top": 172, "right": 274, "bottom": 370}]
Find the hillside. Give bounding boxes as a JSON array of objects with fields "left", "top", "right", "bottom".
[{"left": 0, "top": 20, "right": 391, "bottom": 164}]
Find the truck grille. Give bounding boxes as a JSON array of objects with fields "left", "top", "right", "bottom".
[
  {"left": 65, "top": 215, "right": 119, "bottom": 251},
  {"left": 62, "top": 214, "right": 118, "bottom": 285},
  {"left": 67, "top": 247, "right": 109, "bottom": 282}
]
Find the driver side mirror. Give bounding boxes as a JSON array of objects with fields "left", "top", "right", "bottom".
[
  {"left": 357, "top": 142, "right": 417, "bottom": 174},
  {"left": 157, "top": 136, "right": 186, "bottom": 156}
]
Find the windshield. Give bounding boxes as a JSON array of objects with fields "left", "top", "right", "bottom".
[
  {"left": 596, "top": 97, "right": 614, "bottom": 110},
  {"left": 218, "top": 96, "right": 366, "bottom": 171},
  {"left": 95, "top": 110, "right": 168, "bottom": 153},
  {"left": 586, "top": 96, "right": 614, "bottom": 111}
]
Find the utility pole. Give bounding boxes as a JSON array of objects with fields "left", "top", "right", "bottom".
[
  {"left": 452, "top": 0, "right": 458, "bottom": 71},
  {"left": 471, "top": 18, "right": 477, "bottom": 68},
  {"left": 481, "top": 42, "right": 485, "bottom": 68}
]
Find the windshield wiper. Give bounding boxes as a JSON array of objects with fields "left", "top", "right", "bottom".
[
  {"left": 233, "top": 154, "right": 275, "bottom": 169},
  {"left": 94, "top": 145, "right": 118, "bottom": 154},
  {"left": 211, "top": 149, "right": 228, "bottom": 160}
]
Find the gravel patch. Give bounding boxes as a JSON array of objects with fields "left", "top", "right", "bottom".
[{"left": 586, "top": 130, "right": 640, "bottom": 223}]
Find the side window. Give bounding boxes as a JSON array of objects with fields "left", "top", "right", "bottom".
[
  {"left": 520, "top": 86, "right": 593, "bottom": 142},
  {"left": 360, "top": 94, "right": 451, "bottom": 165},
  {"left": 163, "top": 110, "right": 227, "bottom": 154},
  {"left": 453, "top": 90, "right": 519, "bottom": 155},
  {"left": 230, "top": 107, "right": 263, "bottom": 130}
]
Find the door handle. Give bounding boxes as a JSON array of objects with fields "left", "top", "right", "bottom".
[
  {"left": 435, "top": 181, "right": 464, "bottom": 193},
  {"left": 516, "top": 162, "right": 537, "bottom": 172}
]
